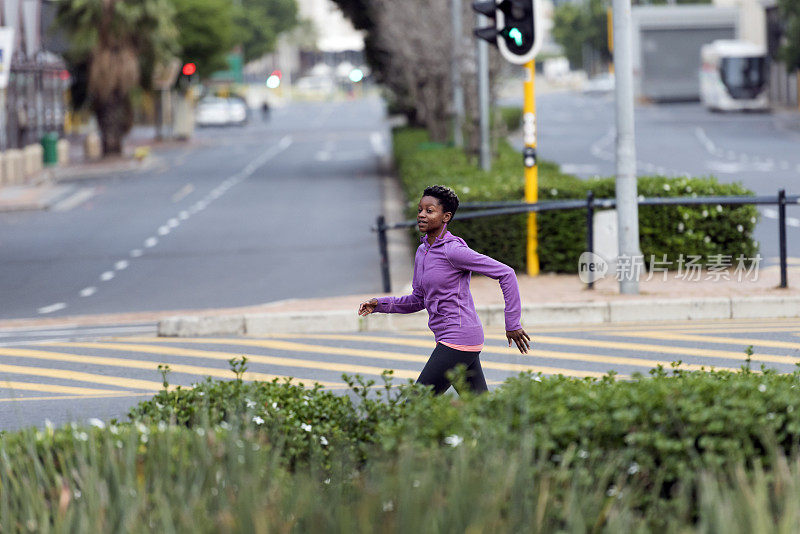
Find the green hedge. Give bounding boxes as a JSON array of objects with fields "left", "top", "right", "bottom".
[
  {"left": 394, "top": 127, "right": 759, "bottom": 272},
  {"left": 6, "top": 361, "right": 800, "bottom": 530}
]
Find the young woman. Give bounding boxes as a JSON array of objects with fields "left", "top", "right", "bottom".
[{"left": 358, "top": 185, "right": 531, "bottom": 395}]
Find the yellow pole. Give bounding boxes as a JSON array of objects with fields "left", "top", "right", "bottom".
[{"left": 523, "top": 60, "right": 539, "bottom": 276}]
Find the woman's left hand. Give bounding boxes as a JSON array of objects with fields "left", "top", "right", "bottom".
[{"left": 506, "top": 329, "right": 531, "bottom": 354}]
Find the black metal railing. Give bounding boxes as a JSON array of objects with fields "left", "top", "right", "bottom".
[{"left": 373, "top": 189, "right": 797, "bottom": 293}]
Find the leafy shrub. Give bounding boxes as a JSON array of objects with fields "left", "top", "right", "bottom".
[{"left": 394, "top": 127, "right": 759, "bottom": 272}]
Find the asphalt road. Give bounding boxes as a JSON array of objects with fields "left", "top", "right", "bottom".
[
  {"left": 0, "top": 96, "right": 390, "bottom": 321},
  {"left": 510, "top": 90, "right": 800, "bottom": 266},
  {"left": 2, "top": 317, "right": 800, "bottom": 430}
]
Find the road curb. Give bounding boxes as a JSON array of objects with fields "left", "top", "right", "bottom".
[{"left": 156, "top": 295, "right": 800, "bottom": 337}]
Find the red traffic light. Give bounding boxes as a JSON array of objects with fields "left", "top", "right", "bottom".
[
  {"left": 271, "top": 69, "right": 282, "bottom": 79},
  {"left": 182, "top": 62, "right": 197, "bottom": 76}
]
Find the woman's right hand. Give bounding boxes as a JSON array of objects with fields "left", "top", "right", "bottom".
[{"left": 358, "top": 298, "right": 379, "bottom": 316}]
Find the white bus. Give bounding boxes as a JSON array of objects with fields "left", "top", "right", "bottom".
[{"left": 700, "top": 40, "right": 768, "bottom": 111}]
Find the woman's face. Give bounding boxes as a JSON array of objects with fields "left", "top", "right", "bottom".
[{"left": 417, "top": 195, "right": 452, "bottom": 234}]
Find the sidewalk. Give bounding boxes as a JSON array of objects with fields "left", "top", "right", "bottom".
[
  {"left": 157, "top": 265, "right": 800, "bottom": 337},
  {"left": 0, "top": 126, "right": 196, "bottom": 212}
]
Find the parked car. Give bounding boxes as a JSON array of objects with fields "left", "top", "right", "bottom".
[{"left": 196, "top": 96, "right": 248, "bottom": 127}]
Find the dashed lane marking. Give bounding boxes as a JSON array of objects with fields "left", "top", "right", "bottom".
[
  {"left": 37, "top": 303, "right": 67, "bottom": 315},
  {"left": 0, "top": 346, "right": 341, "bottom": 389}
]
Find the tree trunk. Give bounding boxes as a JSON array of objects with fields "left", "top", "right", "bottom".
[{"left": 93, "top": 91, "right": 133, "bottom": 156}]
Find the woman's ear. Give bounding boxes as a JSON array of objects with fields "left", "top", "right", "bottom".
[{"left": 443, "top": 212, "right": 452, "bottom": 223}]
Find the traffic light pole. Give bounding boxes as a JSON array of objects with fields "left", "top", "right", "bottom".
[{"left": 523, "top": 60, "right": 539, "bottom": 276}]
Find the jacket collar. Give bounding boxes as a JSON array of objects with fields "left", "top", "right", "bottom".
[{"left": 421, "top": 222, "right": 451, "bottom": 248}]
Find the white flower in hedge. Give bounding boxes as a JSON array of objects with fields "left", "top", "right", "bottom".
[
  {"left": 88, "top": 418, "right": 105, "bottom": 429},
  {"left": 245, "top": 399, "right": 256, "bottom": 409},
  {"left": 687, "top": 229, "right": 694, "bottom": 235},
  {"left": 320, "top": 436, "right": 329, "bottom": 446},
  {"left": 252, "top": 415, "right": 265, "bottom": 425},
  {"left": 606, "top": 485, "right": 619, "bottom": 497},
  {"left": 462, "top": 186, "right": 470, "bottom": 194},
  {"left": 533, "top": 375, "right": 542, "bottom": 382},
  {"left": 628, "top": 462, "right": 640, "bottom": 475},
  {"left": 301, "top": 423, "right": 312, "bottom": 432},
  {"left": 382, "top": 500, "right": 394, "bottom": 512},
  {"left": 759, "top": 384, "right": 767, "bottom": 392},
  {"left": 550, "top": 188, "right": 558, "bottom": 196},
  {"left": 135, "top": 422, "right": 148, "bottom": 434},
  {"left": 737, "top": 224, "right": 744, "bottom": 232},
  {"left": 663, "top": 183, "right": 671, "bottom": 191},
  {"left": 716, "top": 204, "right": 723, "bottom": 212},
  {"left": 704, "top": 236, "right": 711, "bottom": 243},
  {"left": 702, "top": 209, "right": 708, "bottom": 218},
  {"left": 677, "top": 222, "right": 685, "bottom": 232},
  {"left": 751, "top": 216, "right": 757, "bottom": 224},
  {"left": 73, "top": 431, "right": 89, "bottom": 442},
  {"left": 272, "top": 402, "right": 279, "bottom": 410},
  {"left": 578, "top": 449, "right": 589, "bottom": 459},
  {"left": 685, "top": 186, "right": 692, "bottom": 193},
  {"left": 683, "top": 212, "right": 690, "bottom": 220},
  {"left": 444, "top": 434, "right": 463, "bottom": 447},
  {"left": 638, "top": 195, "right": 645, "bottom": 202},
  {"left": 157, "top": 421, "right": 167, "bottom": 432},
  {"left": 196, "top": 428, "right": 206, "bottom": 436}
]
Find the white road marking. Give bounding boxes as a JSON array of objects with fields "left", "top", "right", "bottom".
[
  {"left": 114, "top": 260, "right": 129, "bottom": 270},
  {"left": 178, "top": 211, "right": 189, "bottom": 220},
  {"left": 100, "top": 271, "right": 115, "bottom": 281},
  {"left": 762, "top": 207, "right": 778, "bottom": 219},
  {"left": 171, "top": 184, "right": 194, "bottom": 203},
  {"left": 561, "top": 164, "right": 600, "bottom": 174},
  {"left": 789, "top": 218, "right": 800, "bottom": 227},
  {"left": 167, "top": 218, "right": 179, "bottom": 228},
  {"left": 37, "top": 303, "right": 66, "bottom": 315},
  {"left": 370, "top": 132, "right": 385, "bottom": 155},
  {"left": 79, "top": 286, "right": 97, "bottom": 297},
  {"left": 130, "top": 249, "right": 143, "bottom": 257},
  {"left": 144, "top": 237, "right": 158, "bottom": 248},
  {"left": 157, "top": 226, "right": 170, "bottom": 236},
  {"left": 80, "top": 286, "right": 97, "bottom": 297},
  {"left": 51, "top": 188, "right": 96, "bottom": 212}
]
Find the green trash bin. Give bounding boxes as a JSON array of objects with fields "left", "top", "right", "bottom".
[{"left": 41, "top": 132, "right": 59, "bottom": 166}]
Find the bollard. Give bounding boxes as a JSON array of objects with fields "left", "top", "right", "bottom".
[
  {"left": 84, "top": 132, "right": 102, "bottom": 160},
  {"left": 586, "top": 190, "right": 595, "bottom": 289},
  {"left": 779, "top": 189, "right": 788, "bottom": 289},
  {"left": 56, "top": 139, "right": 70, "bottom": 165},
  {"left": 376, "top": 215, "right": 391, "bottom": 293},
  {"left": 4, "top": 149, "right": 24, "bottom": 185},
  {"left": 0, "top": 152, "right": 5, "bottom": 186}
]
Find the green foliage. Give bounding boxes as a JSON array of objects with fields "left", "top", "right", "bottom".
[
  {"left": 497, "top": 106, "right": 523, "bottom": 133},
  {"left": 779, "top": 0, "right": 800, "bottom": 70},
  {"left": 234, "top": 0, "right": 299, "bottom": 63},
  {"left": 393, "top": 127, "right": 759, "bottom": 273},
  {"left": 552, "top": 0, "right": 610, "bottom": 69},
  {"left": 172, "top": 0, "right": 237, "bottom": 77},
  {"left": 6, "top": 362, "right": 800, "bottom": 529}
]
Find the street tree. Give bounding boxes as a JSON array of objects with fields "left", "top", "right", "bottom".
[
  {"left": 56, "top": 0, "right": 178, "bottom": 155},
  {"left": 173, "top": 0, "right": 237, "bottom": 77},
  {"left": 235, "top": 0, "right": 299, "bottom": 63},
  {"left": 778, "top": 0, "right": 800, "bottom": 71}
]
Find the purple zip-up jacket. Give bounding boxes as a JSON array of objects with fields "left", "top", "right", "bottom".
[{"left": 375, "top": 228, "right": 522, "bottom": 346}]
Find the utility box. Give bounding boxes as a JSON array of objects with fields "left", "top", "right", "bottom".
[{"left": 632, "top": 5, "right": 738, "bottom": 102}]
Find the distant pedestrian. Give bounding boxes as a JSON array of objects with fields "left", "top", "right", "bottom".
[
  {"left": 261, "top": 101, "right": 270, "bottom": 120},
  {"left": 359, "top": 185, "right": 531, "bottom": 395}
]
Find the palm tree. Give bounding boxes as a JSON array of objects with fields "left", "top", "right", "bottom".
[{"left": 56, "top": 0, "right": 178, "bottom": 155}]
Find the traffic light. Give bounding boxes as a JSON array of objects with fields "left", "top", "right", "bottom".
[
  {"left": 182, "top": 62, "right": 196, "bottom": 76},
  {"left": 472, "top": 0, "right": 541, "bottom": 65}
]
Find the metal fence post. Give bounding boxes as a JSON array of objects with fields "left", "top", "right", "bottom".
[
  {"left": 586, "top": 190, "right": 595, "bottom": 289},
  {"left": 779, "top": 189, "right": 788, "bottom": 289},
  {"left": 377, "top": 215, "right": 392, "bottom": 293}
]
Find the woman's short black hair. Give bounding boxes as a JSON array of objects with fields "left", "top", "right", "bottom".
[{"left": 422, "top": 185, "right": 459, "bottom": 218}]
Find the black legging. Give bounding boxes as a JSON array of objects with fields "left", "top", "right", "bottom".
[{"left": 416, "top": 342, "right": 489, "bottom": 395}]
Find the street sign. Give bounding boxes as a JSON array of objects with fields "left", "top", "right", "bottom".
[{"left": 0, "top": 27, "right": 15, "bottom": 90}]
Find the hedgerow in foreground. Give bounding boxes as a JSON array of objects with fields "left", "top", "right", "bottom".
[{"left": 3, "top": 359, "right": 800, "bottom": 531}]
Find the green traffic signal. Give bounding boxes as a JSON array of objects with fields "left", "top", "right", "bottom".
[{"left": 508, "top": 27, "right": 523, "bottom": 47}]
